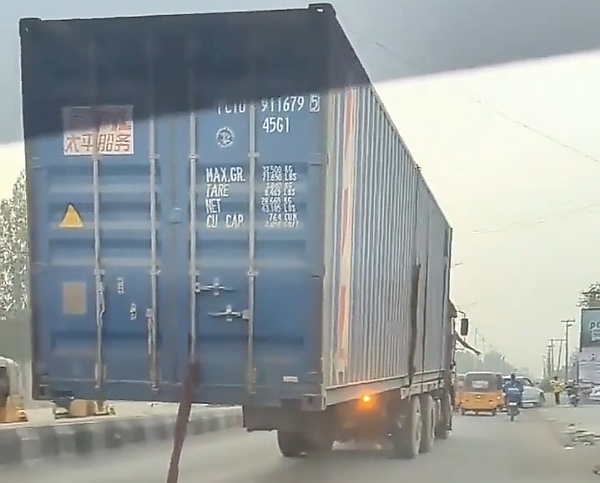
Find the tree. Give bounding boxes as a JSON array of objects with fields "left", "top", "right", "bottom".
[
  {"left": 0, "top": 169, "right": 30, "bottom": 360},
  {"left": 482, "top": 350, "right": 518, "bottom": 374},
  {"left": 455, "top": 349, "right": 518, "bottom": 375},
  {"left": 578, "top": 282, "right": 600, "bottom": 309},
  {"left": 455, "top": 350, "right": 481, "bottom": 374}
]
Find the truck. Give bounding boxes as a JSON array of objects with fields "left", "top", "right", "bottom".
[{"left": 19, "top": 3, "right": 468, "bottom": 459}]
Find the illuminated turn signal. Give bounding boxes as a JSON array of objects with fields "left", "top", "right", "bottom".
[{"left": 361, "top": 394, "right": 372, "bottom": 404}]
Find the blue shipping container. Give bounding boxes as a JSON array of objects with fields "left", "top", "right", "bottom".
[{"left": 20, "top": 4, "right": 452, "bottom": 408}]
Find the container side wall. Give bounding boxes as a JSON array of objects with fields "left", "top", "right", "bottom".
[
  {"left": 323, "top": 15, "right": 451, "bottom": 395},
  {"left": 423, "top": 189, "right": 452, "bottom": 374},
  {"left": 325, "top": 80, "right": 428, "bottom": 388}
]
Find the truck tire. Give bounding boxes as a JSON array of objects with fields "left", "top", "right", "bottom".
[
  {"left": 277, "top": 430, "right": 307, "bottom": 458},
  {"left": 419, "top": 394, "right": 435, "bottom": 453},
  {"left": 391, "top": 395, "right": 422, "bottom": 459},
  {"left": 435, "top": 393, "right": 452, "bottom": 440},
  {"left": 306, "top": 434, "right": 334, "bottom": 453}
]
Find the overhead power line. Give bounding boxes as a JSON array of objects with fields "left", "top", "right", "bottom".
[{"left": 347, "top": 28, "right": 600, "bottom": 234}]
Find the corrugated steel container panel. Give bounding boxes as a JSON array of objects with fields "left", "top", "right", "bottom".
[
  {"left": 324, "top": 85, "right": 419, "bottom": 390},
  {"left": 322, "top": 85, "right": 452, "bottom": 396},
  {"left": 21, "top": 4, "right": 452, "bottom": 408},
  {"left": 421, "top": 190, "right": 452, "bottom": 375}
]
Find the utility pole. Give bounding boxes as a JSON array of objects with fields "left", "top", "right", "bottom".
[
  {"left": 549, "top": 338, "right": 564, "bottom": 377},
  {"left": 562, "top": 319, "right": 575, "bottom": 382},
  {"left": 556, "top": 340, "right": 563, "bottom": 375},
  {"left": 574, "top": 346, "right": 580, "bottom": 382}
]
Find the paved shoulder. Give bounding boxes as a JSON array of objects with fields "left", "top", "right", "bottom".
[
  {"left": 541, "top": 405, "right": 600, "bottom": 430},
  {"left": 537, "top": 405, "right": 600, "bottom": 474}
]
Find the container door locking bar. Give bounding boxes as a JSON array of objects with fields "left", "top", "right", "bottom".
[{"left": 148, "top": 114, "right": 160, "bottom": 391}]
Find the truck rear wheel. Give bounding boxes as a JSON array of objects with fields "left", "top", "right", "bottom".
[
  {"left": 419, "top": 394, "right": 435, "bottom": 453},
  {"left": 277, "top": 430, "right": 307, "bottom": 458},
  {"left": 391, "top": 395, "right": 422, "bottom": 459},
  {"left": 306, "top": 433, "right": 334, "bottom": 453}
]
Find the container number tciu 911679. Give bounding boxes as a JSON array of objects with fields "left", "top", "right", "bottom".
[{"left": 216, "top": 95, "right": 321, "bottom": 134}]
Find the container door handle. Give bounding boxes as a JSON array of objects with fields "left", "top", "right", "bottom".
[
  {"left": 208, "top": 304, "right": 249, "bottom": 322},
  {"left": 195, "top": 279, "right": 234, "bottom": 296}
]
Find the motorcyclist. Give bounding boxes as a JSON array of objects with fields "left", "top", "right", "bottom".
[
  {"left": 503, "top": 373, "right": 524, "bottom": 411},
  {"left": 565, "top": 380, "right": 580, "bottom": 406}
]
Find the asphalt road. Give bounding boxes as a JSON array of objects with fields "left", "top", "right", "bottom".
[{"left": 5, "top": 409, "right": 600, "bottom": 483}]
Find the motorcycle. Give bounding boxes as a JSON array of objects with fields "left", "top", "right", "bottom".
[
  {"left": 567, "top": 386, "right": 580, "bottom": 407},
  {"left": 507, "top": 400, "right": 519, "bottom": 422}
]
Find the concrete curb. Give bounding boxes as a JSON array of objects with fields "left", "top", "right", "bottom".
[{"left": 0, "top": 406, "right": 242, "bottom": 467}]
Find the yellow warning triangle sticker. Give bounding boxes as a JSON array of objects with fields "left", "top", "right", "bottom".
[{"left": 59, "top": 204, "right": 83, "bottom": 229}]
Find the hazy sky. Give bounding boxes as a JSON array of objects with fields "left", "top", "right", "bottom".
[
  {"left": 2, "top": 0, "right": 600, "bottom": 374},
  {"left": 383, "top": 55, "right": 600, "bottom": 373}
]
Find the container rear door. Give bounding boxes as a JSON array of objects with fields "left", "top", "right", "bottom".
[
  {"left": 25, "top": 105, "right": 180, "bottom": 402},
  {"left": 21, "top": 26, "right": 195, "bottom": 402},
  {"left": 189, "top": 94, "right": 325, "bottom": 405},
  {"left": 182, "top": 11, "right": 329, "bottom": 406}
]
